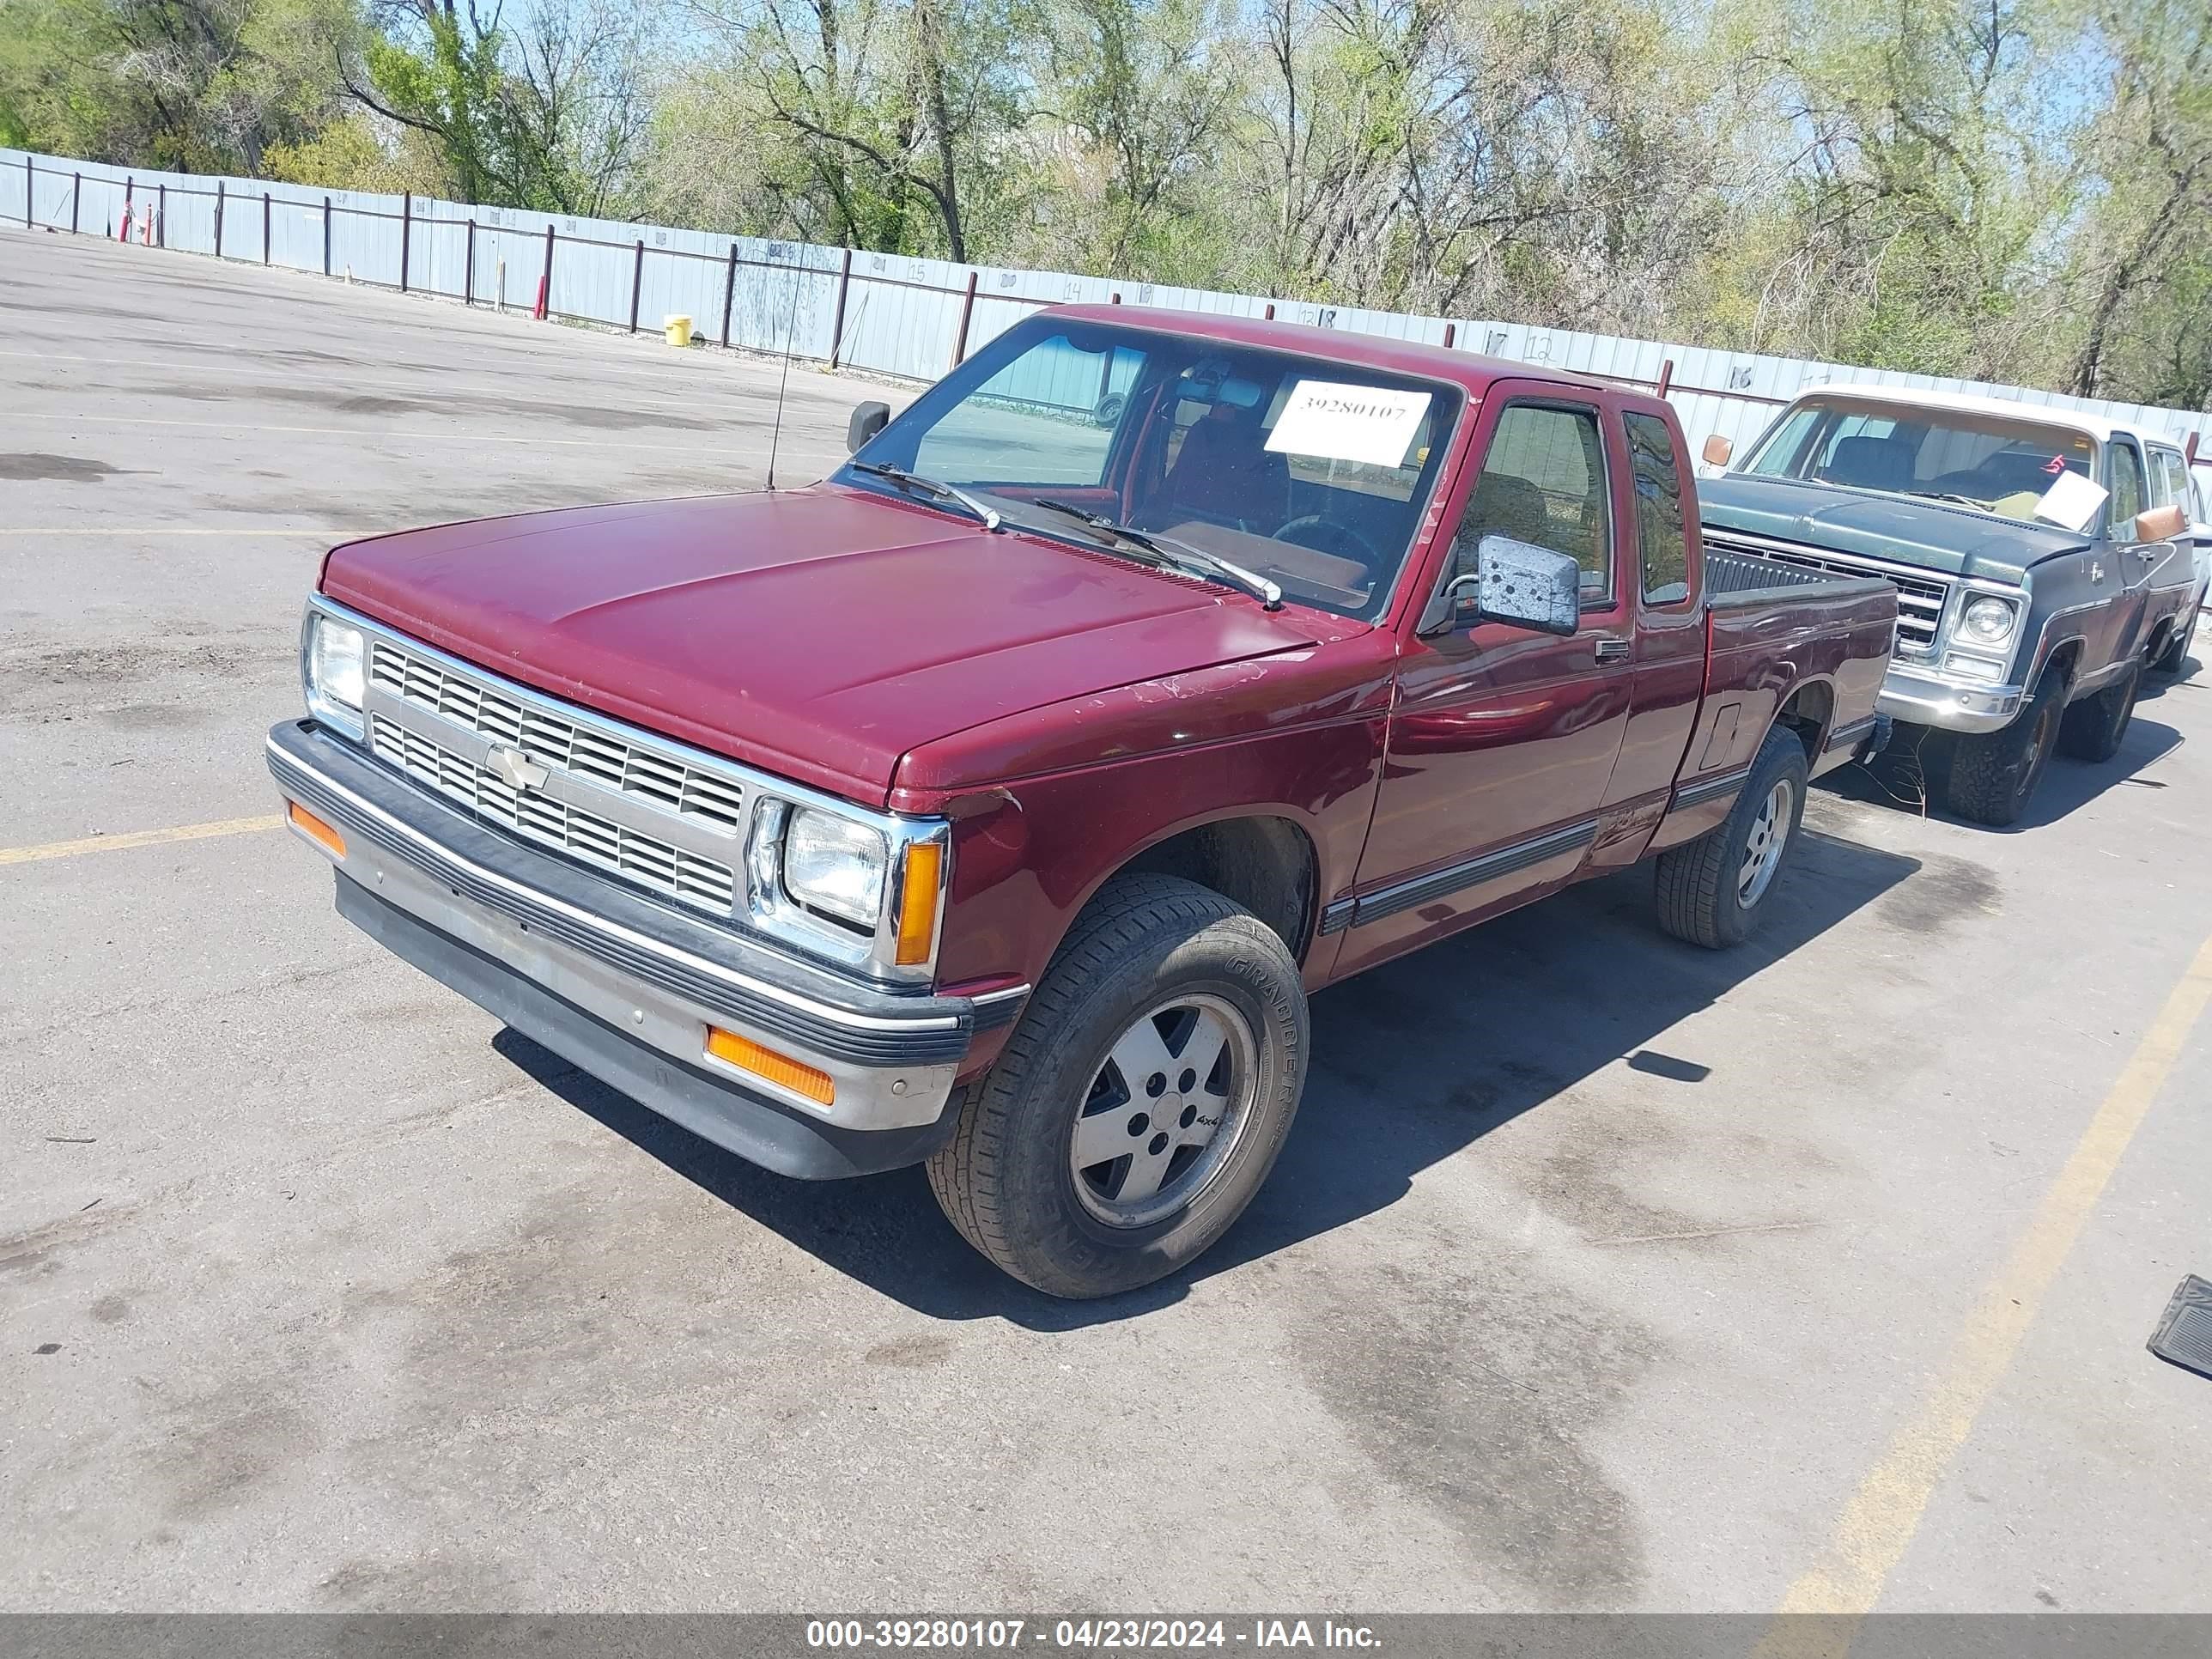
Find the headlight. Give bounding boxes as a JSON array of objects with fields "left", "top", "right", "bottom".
[
  {"left": 1958, "top": 595, "right": 2018, "bottom": 646},
  {"left": 303, "top": 611, "right": 366, "bottom": 736},
  {"left": 781, "top": 808, "right": 887, "bottom": 929}
]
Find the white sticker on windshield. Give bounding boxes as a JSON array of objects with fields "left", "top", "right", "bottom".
[
  {"left": 2033, "top": 467, "right": 2108, "bottom": 532},
  {"left": 1264, "top": 380, "right": 1432, "bottom": 469}
]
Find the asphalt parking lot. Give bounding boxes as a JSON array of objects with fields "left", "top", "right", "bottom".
[{"left": 4, "top": 226, "right": 2210, "bottom": 1617}]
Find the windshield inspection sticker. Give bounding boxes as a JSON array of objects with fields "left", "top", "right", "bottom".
[
  {"left": 2033, "top": 467, "right": 2108, "bottom": 532},
  {"left": 1265, "top": 380, "right": 1432, "bottom": 469}
]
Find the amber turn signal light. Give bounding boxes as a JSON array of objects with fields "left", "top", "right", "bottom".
[
  {"left": 288, "top": 801, "right": 346, "bottom": 860},
  {"left": 894, "top": 842, "right": 944, "bottom": 967},
  {"left": 704, "top": 1026, "right": 835, "bottom": 1106}
]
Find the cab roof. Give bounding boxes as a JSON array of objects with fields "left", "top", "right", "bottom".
[
  {"left": 1042, "top": 304, "right": 1623, "bottom": 402},
  {"left": 1803, "top": 381, "right": 2117, "bottom": 443}
]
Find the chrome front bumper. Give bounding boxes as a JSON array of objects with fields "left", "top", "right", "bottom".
[
  {"left": 1875, "top": 665, "right": 2027, "bottom": 735},
  {"left": 267, "top": 720, "right": 1024, "bottom": 1179}
]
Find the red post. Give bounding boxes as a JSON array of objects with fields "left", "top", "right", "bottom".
[
  {"left": 1656, "top": 358, "right": 1675, "bottom": 398},
  {"left": 951, "top": 270, "right": 979, "bottom": 367},
  {"left": 534, "top": 222, "right": 554, "bottom": 319},
  {"left": 399, "top": 192, "right": 411, "bottom": 291},
  {"left": 262, "top": 191, "right": 271, "bottom": 264},
  {"left": 629, "top": 238, "right": 644, "bottom": 332},
  {"left": 1264, "top": 302, "right": 1275, "bottom": 320},
  {"left": 1442, "top": 322, "right": 1455, "bottom": 349},
  {"left": 828, "top": 246, "right": 854, "bottom": 367},
  {"left": 1109, "top": 291, "right": 1121, "bottom": 304},
  {"left": 2185, "top": 432, "right": 2198, "bottom": 466},
  {"left": 119, "top": 176, "right": 132, "bottom": 241}
]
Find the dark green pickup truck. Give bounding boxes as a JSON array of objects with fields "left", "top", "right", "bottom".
[{"left": 1698, "top": 385, "right": 2197, "bottom": 825}]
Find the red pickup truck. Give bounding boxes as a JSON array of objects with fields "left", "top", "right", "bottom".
[{"left": 268, "top": 307, "right": 1894, "bottom": 1297}]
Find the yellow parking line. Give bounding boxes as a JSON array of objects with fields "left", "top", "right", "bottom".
[
  {"left": 0, "top": 815, "right": 283, "bottom": 866},
  {"left": 1759, "top": 927, "right": 2212, "bottom": 1654}
]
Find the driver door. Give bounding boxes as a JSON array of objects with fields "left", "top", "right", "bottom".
[{"left": 1332, "top": 390, "right": 1635, "bottom": 977}]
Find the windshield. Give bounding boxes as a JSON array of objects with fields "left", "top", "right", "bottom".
[
  {"left": 1740, "top": 396, "right": 2100, "bottom": 525},
  {"left": 841, "top": 316, "right": 1462, "bottom": 619}
]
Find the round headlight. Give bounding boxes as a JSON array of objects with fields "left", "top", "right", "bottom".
[
  {"left": 1960, "top": 596, "right": 2017, "bottom": 645},
  {"left": 781, "top": 808, "right": 887, "bottom": 929}
]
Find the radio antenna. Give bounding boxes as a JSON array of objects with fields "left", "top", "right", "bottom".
[{"left": 764, "top": 241, "right": 806, "bottom": 492}]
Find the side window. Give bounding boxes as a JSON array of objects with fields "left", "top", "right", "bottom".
[
  {"left": 1624, "top": 412, "right": 1688, "bottom": 604},
  {"left": 2154, "top": 452, "right": 2188, "bottom": 510},
  {"left": 2107, "top": 441, "right": 2146, "bottom": 534},
  {"left": 1454, "top": 403, "right": 1613, "bottom": 602}
]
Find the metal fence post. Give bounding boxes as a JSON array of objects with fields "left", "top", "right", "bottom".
[
  {"left": 70, "top": 171, "right": 80, "bottom": 234},
  {"left": 1441, "top": 322, "right": 1455, "bottom": 349},
  {"left": 21, "top": 155, "right": 30, "bottom": 228},
  {"left": 156, "top": 182, "right": 165, "bottom": 246},
  {"left": 214, "top": 179, "right": 225, "bottom": 255},
  {"left": 828, "top": 247, "right": 853, "bottom": 368},
  {"left": 465, "top": 219, "right": 477, "bottom": 305},
  {"left": 536, "top": 222, "right": 555, "bottom": 319},
  {"left": 720, "top": 242, "right": 738, "bottom": 349},
  {"left": 629, "top": 239, "right": 644, "bottom": 332},
  {"left": 262, "top": 191, "right": 271, "bottom": 264},
  {"left": 951, "top": 270, "right": 979, "bottom": 367},
  {"left": 321, "top": 196, "right": 331, "bottom": 275},
  {"left": 399, "top": 192, "right": 411, "bottom": 292},
  {"left": 120, "top": 175, "right": 132, "bottom": 241},
  {"left": 1656, "top": 358, "right": 1675, "bottom": 398}
]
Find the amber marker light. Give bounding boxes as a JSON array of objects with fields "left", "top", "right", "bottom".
[
  {"left": 704, "top": 1026, "right": 836, "bottom": 1107},
  {"left": 894, "top": 842, "right": 945, "bottom": 967},
  {"left": 288, "top": 801, "right": 346, "bottom": 860}
]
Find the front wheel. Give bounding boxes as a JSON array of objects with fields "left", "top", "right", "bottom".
[
  {"left": 927, "top": 875, "right": 1308, "bottom": 1298},
  {"left": 1654, "top": 725, "right": 1809, "bottom": 950},
  {"left": 1945, "top": 666, "right": 2064, "bottom": 826}
]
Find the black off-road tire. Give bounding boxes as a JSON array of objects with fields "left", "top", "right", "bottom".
[
  {"left": 2152, "top": 602, "right": 2198, "bottom": 675},
  {"left": 2057, "top": 657, "right": 2142, "bottom": 762},
  {"left": 1945, "top": 666, "right": 2065, "bottom": 827},
  {"left": 925, "top": 874, "right": 1308, "bottom": 1299},
  {"left": 1654, "top": 726, "right": 1810, "bottom": 950}
]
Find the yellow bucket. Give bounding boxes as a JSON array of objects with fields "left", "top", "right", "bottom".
[{"left": 663, "top": 314, "right": 695, "bottom": 348}]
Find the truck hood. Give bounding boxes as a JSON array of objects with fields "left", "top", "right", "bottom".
[
  {"left": 319, "top": 485, "right": 1342, "bottom": 805},
  {"left": 1699, "top": 475, "right": 2090, "bottom": 583}
]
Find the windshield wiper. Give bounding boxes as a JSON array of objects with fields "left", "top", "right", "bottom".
[
  {"left": 1905, "top": 489, "right": 1992, "bottom": 510},
  {"left": 1031, "top": 499, "right": 1283, "bottom": 610},
  {"left": 850, "top": 461, "right": 1002, "bottom": 531}
]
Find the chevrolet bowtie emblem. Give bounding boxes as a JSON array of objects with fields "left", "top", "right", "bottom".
[{"left": 489, "top": 744, "right": 550, "bottom": 792}]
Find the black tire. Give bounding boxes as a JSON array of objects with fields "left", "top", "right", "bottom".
[
  {"left": 1945, "top": 666, "right": 2064, "bottom": 827},
  {"left": 2152, "top": 599, "right": 2198, "bottom": 675},
  {"left": 926, "top": 874, "right": 1308, "bottom": 1299},
  {"left": 2057, "top": 657, "right": 2141, "bottom": 762},
  {"left": 1655, "top": 726, "right": 1809, "bottom": 950}
]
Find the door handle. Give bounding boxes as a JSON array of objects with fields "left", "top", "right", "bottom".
[{"left": 1594, "top": 638, "right": 1632, "bottom": 664}]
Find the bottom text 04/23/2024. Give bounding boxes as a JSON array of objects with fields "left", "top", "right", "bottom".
[{"left": 805, "top": 1619, "right": 1382, "bottom": 1650}]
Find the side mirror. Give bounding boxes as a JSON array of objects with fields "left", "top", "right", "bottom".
[
  {"left": 2135, "top": 502, "right": 2186, "bottom": 542},
  {"left": 1700, "top": 434, "right": 1734, "bottom": 467},
  {"left": 1423, "top": 534, "right": 1583, "bottom": 638},
  {"left": 847, "top": 400, "right": 890, "bottom": 454}
]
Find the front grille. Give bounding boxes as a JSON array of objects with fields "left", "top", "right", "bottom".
[
  {"left": 1705, "top": 533, "right": 1949, "bottom": 654},
  {"left": 370, "top": 715, "right": 738, "bottom": 914},
  {"left": 369, "top": 642, "right": 744, "bottom": 830}
]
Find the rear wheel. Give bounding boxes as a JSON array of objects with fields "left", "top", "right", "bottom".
[
  {"left": 1655, "top": 726, "right": 1809, "bottom": 950},
  {"left": 2152, "top": 597, "right": 2199, "bottom": 675},
  {"left": 2057, "top": 657, "right": 2141, "bottom": 762},
  {"left": 926, "top": 874, "right": 1307, "bottom": 1299},
  {"left": 1945, "top": 666, "right": 2063, "bottom": 826}
]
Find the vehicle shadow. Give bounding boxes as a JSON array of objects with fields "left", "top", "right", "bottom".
[
  {"left": 494, "top": 823, "right": 1922, "bottom": 1330},
  {"left": 1827, "top": 714, "right": 2184, "bottom": 832}
]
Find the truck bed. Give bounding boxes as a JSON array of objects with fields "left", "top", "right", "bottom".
[{"left": 1703, "top": 546, "right": 1894, "bottom": 610}]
